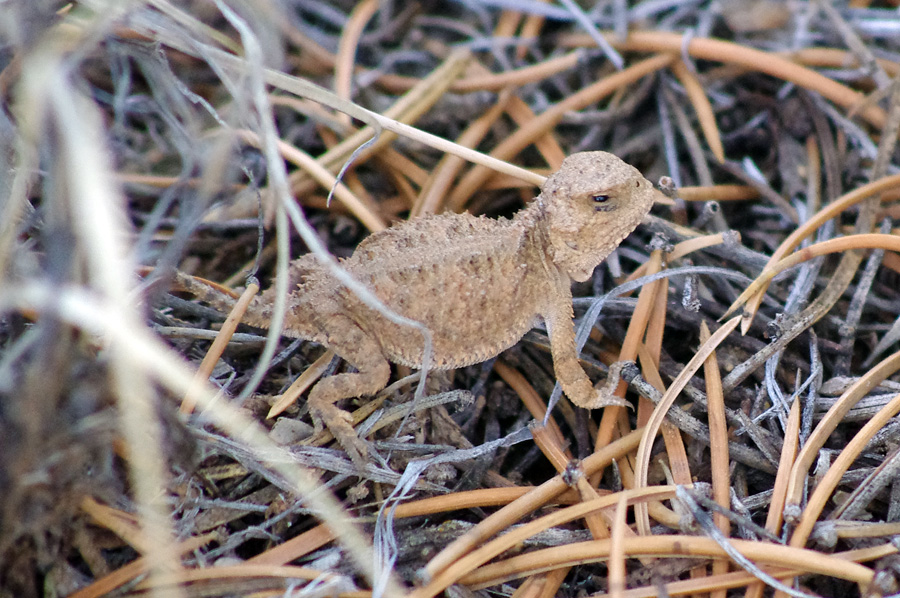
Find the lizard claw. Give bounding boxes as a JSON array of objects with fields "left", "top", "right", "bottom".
[
  {"left": 338, "top": 434, "right": 370, "bottom": 472},
  {"left": 309, "top": 402, "right": 370, "bottom": 472}
]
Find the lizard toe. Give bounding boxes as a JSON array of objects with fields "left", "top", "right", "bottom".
[{"left": 310, "top": 402, "right": 370, "bottom": 471}]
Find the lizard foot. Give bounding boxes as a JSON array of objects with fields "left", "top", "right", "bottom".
[
  {"left": 587, "top": 360, "right": 639, "bottom": 409},
  {"left": 310, "top": 402, "right": 370, "bottom": 471}
]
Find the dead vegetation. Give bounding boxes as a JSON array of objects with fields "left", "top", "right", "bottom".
[{"left": 3, "top": 1, "right": 900, "bottom": 597}]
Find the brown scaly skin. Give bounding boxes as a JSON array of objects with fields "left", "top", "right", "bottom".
[{"left": 173, "top": 151, "right": 657, "bottom": 468}]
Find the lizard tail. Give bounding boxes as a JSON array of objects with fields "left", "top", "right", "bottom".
[{"left": 170, "top": 270, "right": 271, "bottom": 330}]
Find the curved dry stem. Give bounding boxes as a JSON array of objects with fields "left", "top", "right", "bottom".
[
  {"left": 730, "top": 233, "right": 900, "bottom": 333},
  {"left": 334, "top": 0, "right": 379, "bottom": 127},
  {"left": 592, "top": 31, "right": 886, "bottom": 128},
  {"left": 634, "top": 316, "right": 741, "bottom": 535},
  {"left": 785, "top": 349, "right": 900, "bottom": 520},
  {"left": 237, "top": 129, "right": 388, "bottom": 232},
  {"left": 459, "top": 536, "right": 876, "bottom": 591},
  {"left": 767, "top": 234, "right": 900, "bottom": 272},
  {"left": 721, "top": 174, "right": 900, "bottom": 326},
  {"left": 411, "top": 487, "right": 678, "bottom": 598},
  {"left": 789, "top": 393, "right": 900, "bottom": 550},
  {"left": 421, "top": 429, "right": 644, "bottom": 583}
]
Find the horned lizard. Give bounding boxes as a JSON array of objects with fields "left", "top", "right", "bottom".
[{"left": 174, "top": 151, "right": 656, "bottom": 467}]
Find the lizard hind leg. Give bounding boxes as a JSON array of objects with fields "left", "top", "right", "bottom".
[{"left": 307, "top": 321, "right": 391, "bottom": 471}]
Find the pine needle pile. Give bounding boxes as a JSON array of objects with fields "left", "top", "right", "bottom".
[{"left": 2, "top": 2, "right": 900, "bottom": 597}]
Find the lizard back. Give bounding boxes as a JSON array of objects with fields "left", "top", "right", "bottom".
[{"left": 292, "top": 211, "right": 548, "bottom": 369}]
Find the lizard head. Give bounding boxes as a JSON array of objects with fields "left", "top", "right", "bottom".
[{"left": 539, "top": 151, "right": 656, "bottom": 282}]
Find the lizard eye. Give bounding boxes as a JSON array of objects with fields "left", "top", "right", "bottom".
[{"left": 592, "top": 194, "right": 610, "bottom": 203}]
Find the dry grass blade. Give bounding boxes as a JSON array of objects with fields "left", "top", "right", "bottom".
[
  {"left": 608, "top": 493, "right": 629, "bottom": 598},
  {"left": 701, "top": 322, "right": 731, "bottom": 592},
  {"left": 728, "top": 233, "right": 900, "bottom": 333},
  {"left": 300, "top": 47, "right": 473, "bottom": 186},
  {"left": 677, "top": 185, "right": 759, "bottom": 202},
  {"left": 495, "top": 360, "right": 569, "bottom": 449},
  {"left": 621, "top": 544, "right": 897, "bottom": 598},
  {"left": 247, "top": 525, "right": 336, "bottom": 567},
  {"left": 140, "top": 12, "right": 544, "bottom": 187},
  {"left": 412, "top": 90, "right": 513, "bottom": 216},
  {"left": 135, "top": 564, "right": 338, "bottom": 587},
  {"left": 744, "top": 401, "right": 801, "bottom": 598},
  {"left": 267, "top": 349, "right": 335, "bottom": 418},
  {"left": 5, "top": 282, "right": 403, "bottom": 594},
  {"left": 452, "top": 50, "right": 585, "bottom": 93},
  {"left": 79, "top": 497, "right": 146, "bottom": 553},
  {"left": 181, "top": 280, "right": 259, "bottom": 414},
  {"left": 15, "top": 36, "right": 183, "bottom": 598},
  {"left": 645, "top": 258, "right": 691, "bottom": 491},
  {"left": 69, "top": 533, "right": 217, "bottom": 598},
  {"left": 594, "top": 251, "right": 663, "bottom": 467},
  {"left": 627, "top": 233, "right": 729, "bottom": 282},
  {"left": 244, "top": 483, "right": 589, "bottom": 569},
  {"left": 671, "top": 60, "right": 725, "bottom": 164},
  {"left": 531, "top": 424, "right": 609, "bottom": 540}
]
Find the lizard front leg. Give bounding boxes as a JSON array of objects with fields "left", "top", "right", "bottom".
[
  {"left": 542, "top": 298, "right": 629, "bottom": 410},
  {"left": 308, "top": 319, "right": 391, "bottom": 470}
]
